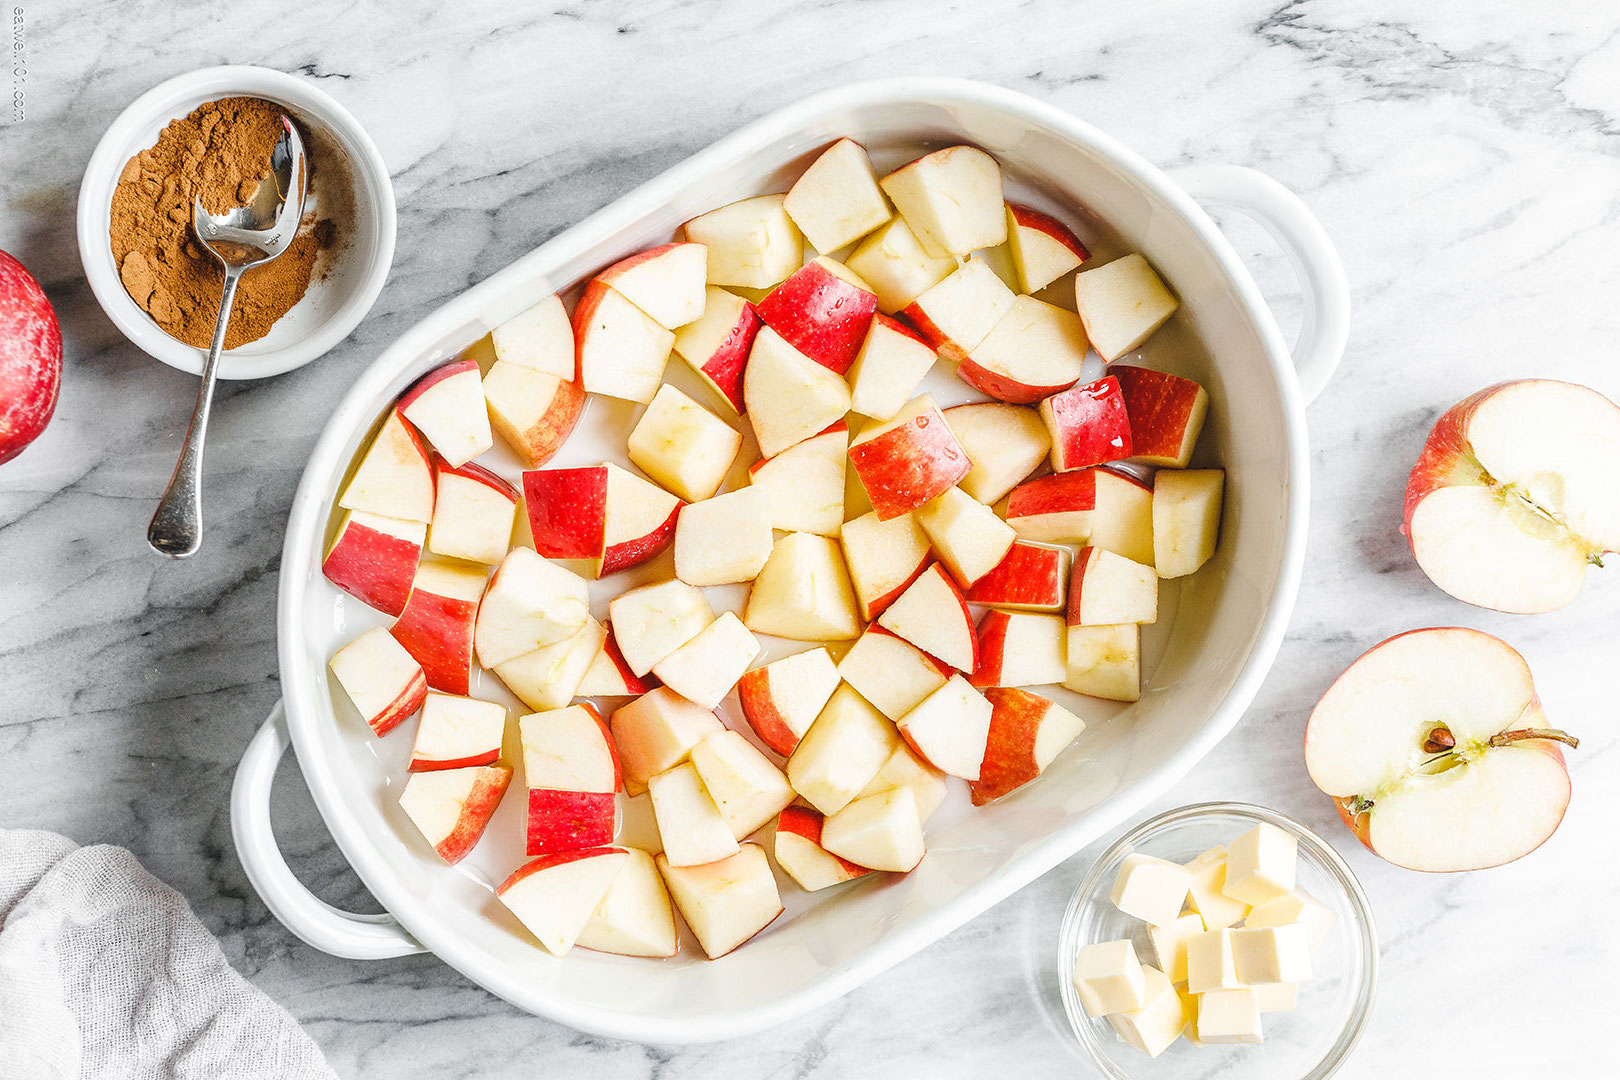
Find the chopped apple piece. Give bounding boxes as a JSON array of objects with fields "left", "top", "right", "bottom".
[
  {"left": 428, "top": 459, "right": 518, "bottom": 566},
  {"left": 1006, "top": 471, "right": 1095, "bottom": 543},
  {"left": 519, "top": 702, "right": 621, "bottom": 793},
  {"left": 608, "top": 686, "right": 725, "bottom": 796},
  {"left": 838, "top": 509, "right": 932, "bottom": 620},
  {"left": 755, "top": 257, "right": 878, "bottom": 375},
  {"left": 821, "top": 786, "right": 925, "bottom": 873},
  {"left": 915, "top": 486, "right": 1017, "bottom": 587},
  {"left": 1089, "top": 467, "right": 1156, "bottom": 565},
  {"left": 773, "top": 804, "right": 873, "bottom": 891},
  {"left": 390, "top": 561, "right": 488, "bottom": 695},
  {"left": 627, "top": 383, "right": 743, "bottom": 503},
  {"left": 482, "top": 360, "right": 586, "bottom": 469},
  {"left": 970, "top": 687, "right": 1085, "bottom": 805},
  {"left": 575, "top": 846, "right": 678, "bottom": 958},
  {"left": 492, "top": 617, "right": 606, "bottom": 712},
  {"left": 1112, "top": 365, "right": 1209, "bottom": 468},
  {"left": 497, "top": 847, "right": 629, "bottom": 956},
  {"left": 958, "top": 296, "right": 1088, "bottom": 404},
  {"left": 837, "top": 625, "right": 952, "bottom": 722},
  {"left": 844, "top": 216, "right": 957, "bottom": 314},
  {"left": 1154, "top": 468, "right": 1225, "bottom": 578},
  {"left": 338, "top": 408, "right": 435, "bottom": 524},
  {"left": 409, "top": 692, "right": 506, "bottom": 772},
  {"left": 672, "top": 286, "right": 759, "bottom": 413},
  {"left": 964, "top": 540, "right": 1070, "bottom": 612},
  {"left": 897, "top": 674, "right": 994, "bottom": 780},
  {"left": 783, "top": 138, "right": 891, "bottom": 253},
  {"left": 847, "top": 314, "right": 937, "bottom": 421},
  {"left": 399, "top": 764, "right": 512, "bottom": 865},
  {"left": 744, "top": 532, "right": 861, "bottom": 641},
  {"left": 328, "top": 627, "right": 428, "bottom": 736},
  {"left": 848, "top": 394, "right": 971, "bottom": 520},
  {"left": 322, "top": 509, "right": 425, "bottom": 617},
  {"left": 746, "top": 421, "right": 847, "bottom": 536},
  {"left": 648, "top": 761, "right": 740, "bottom": 867},
  {"left": 1074, "top": 253, "right": 1179, "bottom": 361},
  {"left": 880, "top": 145, "right": 1006, "bottom": 258},
  {"left": 674, "top": 486, "right": 774, "bottom": 587},
  {"left": 1063, "top": 623, "right": 1141, "bottom": 702},
  {"left": 474, "top": 547, "right": 591, "bottom": 668},
  {"left": 684, "top": 194, "right": 803, "bottom": 289},
  {"left": 787, "top": 684, "right": 898, "bottom": 815},
  {"left": 1005, "top": 203, "right": 1089, "bottom": 292},
  {"left": 608, "top": 579, "right": 714, "bottom": 677},
  {"left": 1041, "top": 375, "right": 1132, "bottom": 472},
  {"left": 1070, "top": 546, "right": 1158, "bottom": 626},
  {"left": 742, "top": 327, "right": 853, "bottom": 458},
  {"left": 398, "top": 360, "right": 493, "bottom": 467},
  {"left": 690, "top": 729, "right": 794, "bottom": 839},
  {"left": 652, "top": 612, "right": 760, "bottom": 709},
  {"left": 657, "top": 844, "right": 782, "bottom": 959},
  {"left": 524, "top": 788, "right": 616, "bottom": 856},
  {"left": 942, "top": 402, "right": 1051, "bottom": 505},
  {"left": 970, "top": 611, "right": 1066, "bottom": 689},
  {"left": 572, "top": 280, "right": 673, "bottom": 404},
  {"left": 736, "top": 647, "right": 840, "bottom": 757},
  {"left": 522, "top": 462, "right": 682, "bottom": 577},
  {"left": 877, "top": 563, "right": 978, "bottom": 671},
  {"left": 491, "top": 293, "right": 574, "bottom": 379},
  {"left": 856, "top": 740, "right": 948, "bottom": 821},
  {"left": 901, "top": 258, "right": 1016, "bottom": 364},
  {"left": 596, "top": 242, "right": 708, "bottom": 329},
  {"left": 575, "top": 622, "right": 661, "bottom": 697}
]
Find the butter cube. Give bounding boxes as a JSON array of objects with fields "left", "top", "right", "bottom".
[
  {"left": 1232, "top": 924, "right": 1312, "bottom": 985},
  {"left": 1197, "top": 988, "right": 1264, "bottom": 1044},
  {"left": 1074, "top": 940, "right": 1147, "bottom": 1016},
  {"left": 1183, "top": 847, "right": 1249, "bottom": 930},
  {"left": 1172, "top": 981, "right": 1204, "bottom": 1044},
  {"left": 1252, "top": 981, "right": 1298, "bottom": 1013},
  {"left": 1110, "top": 853, "right": 1192, "bottom": 927},
  {"left": 1185, "top": 928, "right": 1243, "bottom": 993},
  {"left": 1106, "top": 965, "right": 1186, "bottom": 1058},
  {"left": 1223, "top": 823, "right": 1297, "bottom": 905},
  {"left": 1246, "top": 889, "right": 1336, "bottom": 951},
  {"left": 1147, "top": 913, "right": 1205, "bottom": 984}
]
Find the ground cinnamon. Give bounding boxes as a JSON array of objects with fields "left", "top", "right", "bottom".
[{"left": 109, "top": 96, "right": 336, "bottom": 350}]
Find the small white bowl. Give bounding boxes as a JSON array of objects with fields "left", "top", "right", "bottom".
[{"left": 77, "top": 65, "right": 395, "bottom": 379}]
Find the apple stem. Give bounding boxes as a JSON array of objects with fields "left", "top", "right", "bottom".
[
  {"left": 1421, "top": 725, "right": 1456, "bottom": 753},
  {"left": 1489, "top": 727, "right": 1580, "bottom": 750},
  {"left": 1591, "top": 552, "right": 1606, "bottom": 569}
]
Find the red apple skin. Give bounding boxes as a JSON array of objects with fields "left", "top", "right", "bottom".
[
  {"left": 523, "top": 466, "right": 607, "bottom": 560},
  {"left": 1110, "top": 366, "right": 1204, "bottom": 464},
  {"left": 777, "top": 804, "right": 872, "bottom": 878},
  {"left": 849, "top": 407, "right": 971, "bottom": 520},
  {"left": 969, "top": 686, "right": 1051, "bottom": 805},
  {"left": 434, "top": 765, "right": 513, "bottom": 864},
  {"left": 595, "top": 624, "right": 662, "bottom": 696},
  {"left": 438, "top": 458, "right": 519, "bottom": 502},
  {"left": 600, "top": 501, "right": 681, "bottom": 576},
  {"left": 955, "top": 355, "right": 1075, "bottom": 405},
  {"left": 698, "top": 301, "right": 761, "bottom": 414},
  {"left": 1007, "top": 204, "right": 1090, "bottom": 261},
  {"left": 964, "top": 541, "right": 1067, "bottom": 610},
  {"left": 390, "top": 586, "right": 479, "bottom": 695},
  {"left": 967, "top": 610, "right": 1015, "bottom": 690},
  {"left": 410, "top": 747, "right": 501, "bottom": 772},
  {"left": 0, "top": 251, "right": 62, "bottom": 465},
  {"left": 321, "top": 517, "right": 422, "bottom": 617},
  {"left": 737, "top": 667, "right": 801, "bottom": 757},
  {"left": 526, "top": 789, "right": 617, "bottom": 855},
  {"left": 1007, "top": 470, "right": 1098, "bottom": 519},
  {"left": 568, "top": 279, "right": 615, "bottom": 382},
  {"left": 498, "top": 845, "right": 628, "bottom": 893},
  {"left": 369, "top": 670, "right": 429, "bottom": 738},
  {"left": 1044, "top": 376, "right": 1132, "bottom": 470},
  {"left": 398, "top": 358, "right": 479, "bottom": 412},
  {"left": 756, "top": 261, "right": 878, "bottom": 375},
  {"left": 506, "top": 374, "right": 587, "bottom": 468}
]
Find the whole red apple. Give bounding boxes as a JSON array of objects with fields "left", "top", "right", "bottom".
[{"left": 0, "top": 251, "right": 62, "bottom": 465}]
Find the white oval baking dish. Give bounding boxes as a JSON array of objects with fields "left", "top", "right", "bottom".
[{"left": 231, "top": 77, "right": 1348, "bottom": 1044}]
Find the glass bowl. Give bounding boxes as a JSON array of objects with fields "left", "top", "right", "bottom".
[{"left": 1058, "top": 802, "right": 1377, "bottom": 1080}]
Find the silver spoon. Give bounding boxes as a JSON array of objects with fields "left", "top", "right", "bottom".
[{"left": 147, "top": 115, "right": 308, "bottom": 558}]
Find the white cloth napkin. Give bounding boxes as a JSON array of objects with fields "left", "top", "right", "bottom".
[{"left": 0, "top": 829, "right": 337, "bottom": 1080}]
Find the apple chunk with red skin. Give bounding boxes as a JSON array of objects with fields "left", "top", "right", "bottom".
[
  {"left": 897, "top": 674, "right": 994, "bottom": 781},
  {"left": 609, "top": 687, "right": 724, "bottom": 797},
  {"left": 575, "top": 847, "right": 678, "bottom": 959},
  {"left": 737, "top": 647, "right": 840, "bottom": 757},
  {"left": 575, "top": 622, "right": 662, "bottom": 697},
  {"left": 1305, "top": 627, "right": 1578, "bottom": 872},
  {"left": 672, "top": 286, "right": 760, "bottom": 414},
  {"left": 398, "top": 359, "right": 493, "bottom": 467},
  {"left": 398, "top": 764, "right": 512, "bottom": 865},
  {"left": 520, "top": 702, "right": 621, "bottom": 855},
  {"left": 322, "top": 509, "right": 425, "bottom": 616},
  {"left": 958, "top": 295, "right": 1088, "bottom": 404},
  {"left": 328, "top": 627, "right": 428, "bottom": 736},
  {"left": 1041, "top": 375, "right": 1133, "bottom": 472},
  {"left": 965, "top": 540, "right": 1070, "bottom": 612},
  {"left": 849, "top": 394, "right": 971, "bottom": 520},
  {"left": 1005, "top": 202, "right": 1089, "bottom": 292},
  {"left": 877, "top": 562, "right": 978, "bottom": 672},
  {"left": 1112, "top": 365, "right": 1208, "bottom": 469},
  {"left": 1402, "top": 379, "right": 1620, "bottom": 614},
  {"left": 755, "top": 257, "right": 878, "bottom": 376},
  {"left": 774, "top": 804, "right": 873, "bottom": 891},
  {"left": 595, "top": 241, "right": 708, "bottom": 329},
  {"left": 901, "top": 257, "right": 1015, "bottom": 364},
  {"left": 339, "top": 408, "right": 435, "bottom": 524},
  {"left": 409, "top": 692, "right": 506, "bottom": 772},
  {"left": 839, "top": 509, "right": 931, "bottom": 621},
  {"left": 743, "top": 327, "right": 853, "bottom": 458},
  {"left": 390, "top": 561, "right": 488, "bottom": 695},
  {"left": 1073, "top": 252, "right": 1179, "bottom": 361},
  {"left": 970, "top": 687, "right": 1086, "bottom": 805},
  {"left": 498, "top": 846, "right": 630, "bottom": 956},
  {"left": 482, "top": 359, "right": 585, "bottom": 469},
  {"left": 572, "top": 278, "right": 673, "bottom": 404},
  {"left": 848, "top": 313, "right": 938, "bottom": 422},
  {"left": 522, "top": 463, "right": 682, "bottom": 577},
  {"left": 428, "top": 459, "right": 518, "bottom": 565},
  {"left": 969, "top": 611, "right": 1066, "bottom": 689}
]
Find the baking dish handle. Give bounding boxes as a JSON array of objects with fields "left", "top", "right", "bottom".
[
  {"left": 231, "top": 701, "right": 426, "bottom": 960},
  {"left": 1168, "top": 164, "right": 1350, "bottom": 404}
]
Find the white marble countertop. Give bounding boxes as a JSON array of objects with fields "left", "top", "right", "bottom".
[{"left": 2, "top": 1, "right": 1615, "bottom": 1076}]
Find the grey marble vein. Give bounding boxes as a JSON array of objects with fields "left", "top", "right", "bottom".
[{"left": 3, "top": 1, "right": 1618, "bottom": 1077}]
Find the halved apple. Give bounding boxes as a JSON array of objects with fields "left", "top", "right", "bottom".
[
  {"left": 1305, "top": 627, "right": 1578, "bottom": 871},
  {"left": 1402, "top": 380, "right": 1620, "bottom": 614}
]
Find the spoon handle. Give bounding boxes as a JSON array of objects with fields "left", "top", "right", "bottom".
[{"left": 147, "top": 264, "right": 244, "bottom": 558}]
